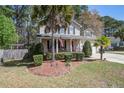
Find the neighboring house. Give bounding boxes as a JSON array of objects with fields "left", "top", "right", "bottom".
[
  {"left": 37, "top": 20, "right": 97, "bottom": 54},
  {"left": 103, "top": 27, "right": 121, "bottom": 47}
]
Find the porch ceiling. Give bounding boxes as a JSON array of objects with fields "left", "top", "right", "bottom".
[{"left": 37, "top": 34, "right": 96, "bottom": 40}]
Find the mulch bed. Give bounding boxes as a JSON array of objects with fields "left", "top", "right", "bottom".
[{"left": 28, "top": 60, "right": 84, "bottom": 77}]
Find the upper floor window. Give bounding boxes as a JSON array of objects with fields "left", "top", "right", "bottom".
[
  {"left": 60, "top": 28, "right": 65, "bottom": 34},
  {"left": 85, "top": 30, "right": 92, "bottom": 37},
  {"left": 73, "top": 27, "right": 75, "bottom": 34},
  {"left": 45, "top": 26, "right": 50, "bottom": 33},
  {"left": 69, "top": 26, "right": 75, "bottom": 35}
]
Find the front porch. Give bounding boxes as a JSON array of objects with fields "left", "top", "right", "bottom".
[{"left": 41, "top": 39, "right": 81, "bottom": 53}]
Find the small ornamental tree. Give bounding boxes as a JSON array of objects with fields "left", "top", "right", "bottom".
[
  {"left": 0, "top": 15, "right": 18, "bottom": 48},
  {"left": 94, "top": 36, "right": 111, "bottom": 60},
  {"left": 83, "top": 40, "right": 92, "bottom": 57}
]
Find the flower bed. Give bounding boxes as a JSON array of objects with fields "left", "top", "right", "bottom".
[{"left": 28, "top": 60, "right": 82, "bottom": 77}]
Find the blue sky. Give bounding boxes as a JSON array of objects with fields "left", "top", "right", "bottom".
[{"left": 88, "top": 5, "right": 124, "bottom": 20}]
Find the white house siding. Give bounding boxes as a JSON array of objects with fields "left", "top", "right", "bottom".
[
  {"left": 110, "top": 37, "right": 120, "bottom": 47},
  {"left": 38, "top": 21, "right": 97, "bottom": 54},
  {"left": 91, "top": 42, "right": 97, "bottom": 55},
  {"left": 39, "top": 24, "right": 81, "bottom": 36},
  {"left": 75, "top": 28, "right": 80, "bottom": 36},
  {"left": 40, "top": 26, "right": 45, "bottom": 34}
]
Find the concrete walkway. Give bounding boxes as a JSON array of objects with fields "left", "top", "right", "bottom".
[{"left": 91, "top": 53, "right": 124, "bottom": 64}]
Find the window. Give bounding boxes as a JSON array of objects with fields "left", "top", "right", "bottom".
[
  {"left": 69, "top": 26, "right": 75, "bottom": 35},
  {"left": 60, "top": 28, "right": 65, "bottom": 34},
  {"left": 68, "top": 27, "right": 70, "bottom": 34},
  {"left": 73, "top": 27, "right": 75, "bottom": 34},
  {"left": 85, "top": 30, "right": 92, "bottom": 37}
]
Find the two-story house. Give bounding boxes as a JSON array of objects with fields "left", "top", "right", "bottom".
[{"left": 37, "top": 20, "right": 97, "bottom": 54}]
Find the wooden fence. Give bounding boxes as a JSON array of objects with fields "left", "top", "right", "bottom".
[{"left": 0, "top": 49, "right": 28, "bottom": 61}]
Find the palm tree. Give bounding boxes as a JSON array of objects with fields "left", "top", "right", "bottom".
[
  {"left": 32, "top": 5, "right": 73, "bottom": 65},
  {"left": 94, "top": 36, "right": 111, "bottom": 60}
]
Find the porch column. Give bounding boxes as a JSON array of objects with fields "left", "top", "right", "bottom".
[
  {"left": 40, "top": 38, "right": 42, "bottom": 43},
  {"left": 73, "top": 40, "right": 78, "bottom": 52},
  {"left": 76, "top": 40, "right": 80, "bottom": 52},
  {"left": 56, "top": 39, "right": 58, "bottom": 53},
  {"left": 43, "top": 39, "right": 48, "bottom": 53},
  {"left": 66, "top": 40, "right": 69, "bottom": 51},
  {"left": 79, "top": 40, "right": 81, "bottom": 52},
  {"left": 70, "top": 39, "right": 72, "bottom": 52}
]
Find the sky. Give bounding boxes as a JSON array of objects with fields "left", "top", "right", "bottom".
[{"left": 88, "top": 5, "right": 124, "bottom": 20}]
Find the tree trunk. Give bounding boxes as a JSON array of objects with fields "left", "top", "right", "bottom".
[
  {"left": 100, "top": 46, "right": 103, "bottom": 60},
  {"left": 0, "top": 35, "right": 4, "bottom": 48},
  {"left": 27, "top": 28, "right": 30, "bottom": 46},
  {"left": 51, "top": 29, "right": 55, "bottom": 64}
]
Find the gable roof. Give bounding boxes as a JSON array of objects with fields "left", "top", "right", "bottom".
[
  {"left": 71, "top": 20, "right": 82, "bottom": 28},
  {"left": 83, "top": 28, "right": 95, "bottom": 32}
]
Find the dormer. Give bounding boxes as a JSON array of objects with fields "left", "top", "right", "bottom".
[{"left": 83, "top": 28, "right": 96, "bottom": 38}]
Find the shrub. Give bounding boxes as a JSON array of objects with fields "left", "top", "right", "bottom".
[
  {"left": 72, "top": 52, "right": 77, "bottom": 58},
  {"left": 83, "top": 40, "right": 92, "bottom": 57},
  {"left": 26, "top": 43, "right": 44, "bottom": 61},
  {"left": 45, "top": 53, "right": 65, "bottom": 60},
  {"left": 75, "top": 52, "right": 85, "bottom": 61},
  {"left": 55, "top": 53, "right": 65, "bottom": 60},
  {"left": 25, "top": 43, "right": 35, "bottom": 61},
  {"left": 64, "top": 53, "right": 72, "bottom": 66},
  {"left": 33, "top": 43, "right": 44, "bottom": 55},
  {"left": 45, "top": 53, "right": 52, "bottom": 60},
  {"left": 33, "top": 54, "right": 43, "bottom": 66},
  {"left": 45, "top": 52, "right": 76, "bottom": 60}
]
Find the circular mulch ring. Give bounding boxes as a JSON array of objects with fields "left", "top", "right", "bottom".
[{"left": 28, "top": 60, "right": 82, "bottom": 77}]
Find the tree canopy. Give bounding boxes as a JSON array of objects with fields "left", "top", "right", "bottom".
[
  {"left": 73, "top": 5, "right": 88, "bottom": 20},
  {"left": 114, "top": 27, "right": 124, "bottom": 41},
  {"left": 0, "top": 6, "right": 14, "bottom": 18},
  {"left": 101, "top": 16, "right": 124, "bottom": 29},
  {"left": 79, "top": 10, "right": 104, "bottom": 36},
  {"left": 0, "top": 15, "right": 18, "bottom": 48}
]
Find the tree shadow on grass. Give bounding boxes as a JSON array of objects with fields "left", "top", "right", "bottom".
[{"left": 2, "top": 60, "right": 34, "bottom": 67}]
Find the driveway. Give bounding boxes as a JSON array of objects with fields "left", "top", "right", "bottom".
[{"left": 91, "top": 53, "right": 124, "bottom": 64}]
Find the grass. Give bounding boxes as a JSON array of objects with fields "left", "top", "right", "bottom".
[{"left": 0, "top": 61, "right": 124, "bottom": 88}]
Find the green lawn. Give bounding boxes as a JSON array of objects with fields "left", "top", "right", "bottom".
[{"left": 0, "top": 61, "right": 124, "bottom": 88}]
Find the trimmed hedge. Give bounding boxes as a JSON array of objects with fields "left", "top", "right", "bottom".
[
  {"left": 64, "top": 53, "right": 72, "bottom": 66},
  {"left": 45, "top": 52, "right": 78, "bottom": 60},
  {"left": 75, "top": 52, "right": 85, "bottom": 61},
  {"left": 55, "top": 53, "right": 65, "bottom": 60},
  {"left": 33, "top": 54, "right": 43, "bottom": 66}
]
